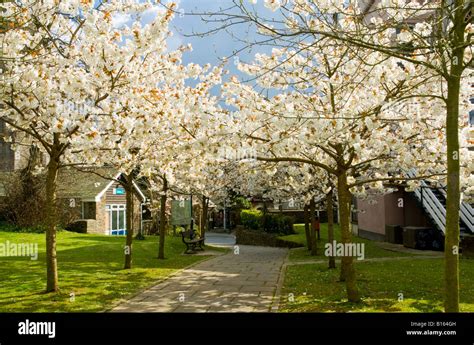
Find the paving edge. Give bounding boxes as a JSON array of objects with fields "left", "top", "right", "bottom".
[
  {"left": 103, "top": 248, "right": 230, "bottom": 313},
  {"left": 270, "top": 249, "right": 289, "bottom": 313}
]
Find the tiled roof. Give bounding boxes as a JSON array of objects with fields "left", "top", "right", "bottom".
[
  {"left": 56, "top": 168, "right": 118, "bottom": 200},
  {"left": 0, "top": 167, "right": 147, "bottom": 201}
]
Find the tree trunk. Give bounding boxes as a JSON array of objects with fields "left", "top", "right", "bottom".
[
  {"left": 124, "top": 174, "right": 134, "bottom": 269},
  {"left": 45, "top": 142, "right": 60, "bottom": 293},
  {"left": 158, "top": 177, "right": 168, "bottom": 260},
  {"left": 327, "top": 189, "right": 336, "bottom": 269},
  {"left": 337, "top": 171, "right": 360, "bottom": 302},
  {"left": 304, "top": 204, "right": 312, "bottom": 251},
  {"left": 442, "top": 3, "right": 466, "bottom": 312},
  {"left": 444, "top": 75, "right": 462, "bottom": 312},
  {"left": 310, "top": 198, "right": 317, "bottom": 256}
]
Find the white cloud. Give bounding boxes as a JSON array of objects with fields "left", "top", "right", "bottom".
[
  {"left": 141, "top": 6, "right": 165, "bottom": 25},
  {"left": 112, "top": 13, "right": 132, "bottom": 28}
]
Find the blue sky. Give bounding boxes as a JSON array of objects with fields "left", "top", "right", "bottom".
[
  {"left": 166, "top": 0, "right": 277, "bottom": 83},
  {"left": 112, "top": 0, "right": 280, "bottom": 93}
]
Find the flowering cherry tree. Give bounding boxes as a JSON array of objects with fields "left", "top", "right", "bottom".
[
  {"left": 223, "top": 41, "right": 455, "bottom": 301},
  {"left": 0, "top": 0, "right": 198, "bottom": 289},
  {"left": 208, "top": 0, "right": 473, "bottom": 312},
  {"left": 131, "top": 66, "right": 225, "bottom": 260}
]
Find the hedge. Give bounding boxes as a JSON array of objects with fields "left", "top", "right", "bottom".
[
  {"left": 240, "top": 209, "right": 295, "bottom": 235},
  {"left": 240, "top": 209, "right": 263, "bottom": 230},
  {"left": 235, "top": 228, "right": 303, "bottom": 248}
]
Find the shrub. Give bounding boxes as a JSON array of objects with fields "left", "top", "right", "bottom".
[
  {"left": 0, "top": 171, "right": 46, "bottom": 229},
  {"left": 65, "top": 220, "right": 88, "bottom": 234},
  {"left": 240, "top": 209, "right": 263, "bottom": 230},
  {"left": 0, "top": 221, "right": 46, "bottom": 233},
  {"left": 235, "top": 228, "right": 303, "bottom": 248},
  {"left": 263, "top": 214, "right": 295, "bottom": 235},
  {"left": 241, "top": 209, "right": 295, "bottom": 235},
  {"left": 0, "top": 146, "right": 47, "bottom": 230},
  {"left": 232, "top": 196, "right": 252, "bottom": 210}
]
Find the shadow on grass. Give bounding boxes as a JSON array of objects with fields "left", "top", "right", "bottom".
[
  {"left": 0, "top": 234, "right": 216, "bottom": 312},
  {"left": 280, "top": 260, "right": 474, "bottom": 313},
  {"left": 283, "top": 296, "right": 446, "bottom": 313}
]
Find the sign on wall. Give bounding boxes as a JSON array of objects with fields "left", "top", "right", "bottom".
[
  {"left": 171, "top": 199, "right": 192, "bottom": 226},
  {"left": 113, "top": 187, "right": 125, "bottom": 195}
]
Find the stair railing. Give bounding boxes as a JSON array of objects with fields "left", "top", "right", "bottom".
[
  {"left": 406, "top": 169, "right": 446, "bottom": 233},
  {"left": 438, "top": 188, "right": 474, "bottom": 233}
]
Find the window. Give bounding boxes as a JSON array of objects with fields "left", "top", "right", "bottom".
[
  {"left": 106, "top": 204, "right": 126, "bottom": 235},
  {"left": 82, "top": 202, "right": 96, "bottom": 220}
]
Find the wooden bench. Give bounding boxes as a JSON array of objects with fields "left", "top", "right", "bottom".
[{"left": 181, "top": 230, "right": 205, "bottom": 254}]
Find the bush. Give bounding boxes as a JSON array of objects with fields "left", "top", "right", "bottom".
[
  {"left": 235, "top": 228, "right": 303, "bottom": 248},
  {"left": 0, "top": 171, "right": 46, "bottom": 228},
  {"left": 65, "top": 220, "right": 88, "bottom": 234},
  {"left": 241, "top": 209, "right": 295, "bottom": 235},
  {"left": 0, "top": 146, "right": 47, "bottom": 229},
  {"left": 240, "top": 209, "right": 263, "bottom": 230},
  {"left": 0, "top": 221, "right": 46, "bottom": 233},
  {"left": 263, "top": 214, "right": 295, "bottom": 235},
  {"left": 232, "top": 196, "right": 252, "bottom": 210}
]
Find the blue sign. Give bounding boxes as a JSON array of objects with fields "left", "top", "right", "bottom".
[{"left": 114, "top": 187, "right": 125, "bottom": 195}]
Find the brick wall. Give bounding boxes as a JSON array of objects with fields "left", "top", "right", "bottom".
[
  {"left": 58, "top": 184, "right": 144, "bottom": 235},
  {"left": 92, "top": 198, "right": 107, "bottom": 235},
  {"left": 105, "top": 182, "right": 127, "bottom": 204}
]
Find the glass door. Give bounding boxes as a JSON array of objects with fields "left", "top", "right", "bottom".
[{"left": 106, "top": 205, "right": 127, "bottom": 235}]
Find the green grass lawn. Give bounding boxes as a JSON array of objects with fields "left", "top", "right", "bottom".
[
  {"left": 279, "top": 224, "right": 416, "bottom": 262},
  {"left": 0, "top": 230, "right": 224, "bottom": 312},
  {"left": 280, "top": 258, "right": 474, "bottom": 312}
]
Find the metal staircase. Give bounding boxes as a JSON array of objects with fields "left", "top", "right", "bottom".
[
  {"left": 438, "top": 188, "right": 474, "bottom": 236},
  {"left": 406, "top": 169, "right": 474, "bottom": 235}
]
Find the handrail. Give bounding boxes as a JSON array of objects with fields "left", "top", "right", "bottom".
[
  {"left": 406, "top": 169, "right": 474, "bottom": 234},
  {"left": 406, "top": 169, "right": 446, "bottom": 233},
  {"left": 438, "top": 188, "right": 474, "bottom": 233},
  {"left": 414, "top": 187, "right": 446, "bottom": 233}
]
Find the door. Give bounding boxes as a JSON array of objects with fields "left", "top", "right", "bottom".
[{"left": 106, "top": 204, "right": 126, "bottom": 235}]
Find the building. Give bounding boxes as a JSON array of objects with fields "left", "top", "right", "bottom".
[
  {"left": 353, "top": 187, "right": 433, "bottom": 241},
  {"left": 0, "top": 120, "right": 40, "bottom": 172},
  {"left": 0, "top": 119, "right": 153, "bottom": 235},
  {"left": 353, "top": 0, "right": 474, "bottom": 244},
  {"left": 0, "top": 165, "right": 150, "bottom": 235},
  {"left": 56, "top": 168, "right": 148, "bottom": 235}
]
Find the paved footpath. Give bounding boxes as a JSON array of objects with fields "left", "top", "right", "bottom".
[{"left": 112, "top": 244, "right": 288, "bottom": 312}]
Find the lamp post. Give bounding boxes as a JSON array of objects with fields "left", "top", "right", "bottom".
[
  {"left": 190, "top": 194, "right": 194, "bottom": 232},
  {"left": 137, "top": 199, "right": 149, "bottom": 240},
  {"left": 223, "top": 198, "right": 227, "bottom": 232}
]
